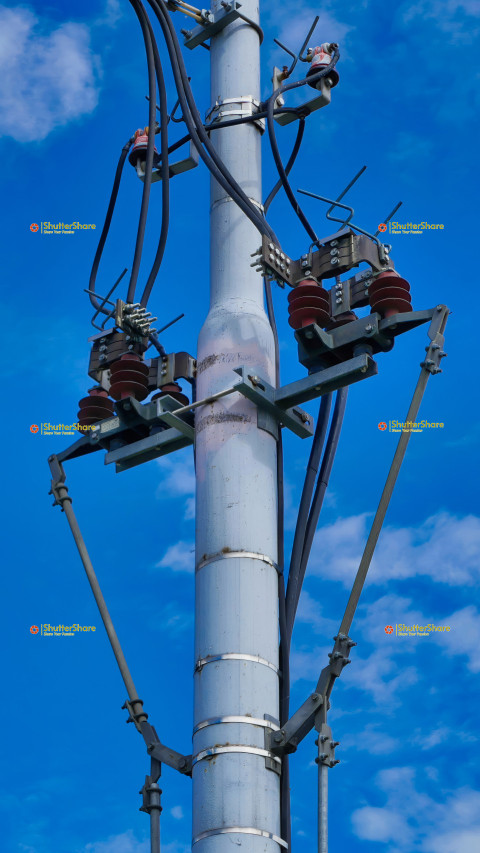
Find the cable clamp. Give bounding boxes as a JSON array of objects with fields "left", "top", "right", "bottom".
[
  {"left": 206, "top": 95, "right": 265, "bottom": 132},
  {"left": 122, "top": 698, "right": 148, "bottom": 733},
  {"left": 315, "top": 722, "right": 340, "bottom": 768}
]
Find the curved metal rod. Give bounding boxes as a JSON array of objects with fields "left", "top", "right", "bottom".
[
  {"left": 273, "top": 15, "right": 319, "bottom": 78},
  {"left": 297, "top": 187, "right": 384, "bottom": 248}
]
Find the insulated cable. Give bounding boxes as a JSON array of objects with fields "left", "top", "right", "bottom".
[
  {"left": 127, "top": 0, "right": 159, "bottom": 303},
  {"left": 144, "top": 0, "right": 277, "bottom": 241},
  {"left": 264, "top": 47, "right": 340, "bottom": 244}
]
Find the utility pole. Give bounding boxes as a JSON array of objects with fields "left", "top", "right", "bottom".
[{"left": 194, "top": 0, "right": 282, "bottom": 847}]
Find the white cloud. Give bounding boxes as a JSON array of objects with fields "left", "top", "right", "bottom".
[
  {"left": 340, "top": 723, "right": 400, "bottom": 755},
  {"left": 85, "top": 830, "right": 149, "bottom": 853},
  {"left": 156, "top": 451, "right": 195, "bottom": 520},
  {"left": 156, "top": 540, "right": 195, "bottom": 573},
  {"left": 0, "top": 5, "right": 100, "bottom": 142},
  {"left": 400, "top": 0, "right": 480, "bottom": 45},
  {"left": 170, "top": 805, "right": 184, "bottom": 820},
  {"left": 351, "top": 767, "right": 480, "bottom": 853},
  {"left": 308, "top": 512, "right": 480, "bottom": 587}
]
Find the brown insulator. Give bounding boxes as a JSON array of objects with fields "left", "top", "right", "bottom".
[
  {"left": 325, "top": 311, "right": 357, "bottom": 331},
  {"left": 77, "top": 386, "right": 115, "bottom": 426},
  {"left": 109, "top": 353, "right": 149, "bottom": 401},
  {"left": 368, "top": 271, "right": 413, "bottom": 318},
  {"left": 152, "top": 383, "right": 189, "bottom": 407},
  {"left": 288, "top": 280, "right": 330, "bottom": 330}
]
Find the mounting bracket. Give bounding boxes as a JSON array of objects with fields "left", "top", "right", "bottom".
[
  {"left": 183, "top": 1, "right": 243, "bottom": 49},
  {"left": 274, "top": 76, "right": 332, "bottom": 126}
]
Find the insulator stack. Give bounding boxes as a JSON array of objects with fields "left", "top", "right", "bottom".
[
  {"left": 109, "top": 353, "right": 149, "bottom": 401},
  {"left": 368, "top": 271, "right": 413, "bottom": 318},
  {"left": 307, "top": 44, "right": 340, "bottom": 88},
  {"left": 152, "top": 383, "right": 189, "bottom": 407},
  {"left": 77, "top": 387, "right": 115, "bottom": 426},
  {"left": 128, "top": 127, "right": 160, "bottom": 168},
  {"left": 288, "top": 280, "right": 330, "bottom": 330}
]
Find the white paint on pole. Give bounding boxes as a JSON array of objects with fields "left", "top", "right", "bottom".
[{"left": 194, "top": 0, "right": 281, "bottom": 848}]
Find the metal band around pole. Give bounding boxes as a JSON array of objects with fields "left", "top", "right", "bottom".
[
  {"left": 193, "top": 827, "right": 288, "bottom": 849},
  {"left": 192, "top": 745, "right": 282, "bottom": 768},
  {"left": 194, "top": 652, "right": 279, "bottom": 674},
  {"left": 193, "top": 715, "right": 280, "bottom": 735},
  {"left": 196, "top": 550, "right": 279, "bottom": 572}
]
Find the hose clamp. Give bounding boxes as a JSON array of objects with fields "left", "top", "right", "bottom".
[{"left": 206, "top": 95, "right": 265, "bottom": 132}]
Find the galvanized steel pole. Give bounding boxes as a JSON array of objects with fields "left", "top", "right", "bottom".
[{"left": 193, "top": 0, "right": 281, "bottom": 849}]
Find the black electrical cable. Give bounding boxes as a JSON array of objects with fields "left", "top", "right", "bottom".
[
  {"left": 285, "top": 393, "right": 332, "bottom": 640},
  {"left": 88, "top": 141, "right": 132, "bottom": 315},
  {"left": 264, "top": 277, "right": 290, "bottom": 849},
  {"left": 127, "top": 0, "right": 158, "bottom": 304},
  {"left": 144, "top": 0, "right": 277, "bottom": 241},
  {"left": 263, "top": 117, "right": 305, "bottom": 214},
  {"left": 288, "top": 387, "right": 348, "bottom": 633},
  {"left": 139, "top": 12, "right": 170, "bottom": 307},
  {"left": 264, "top": 48, "right": 340, "bottom": 244}
]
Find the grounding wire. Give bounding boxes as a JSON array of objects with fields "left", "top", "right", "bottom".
[
  {"left": 287, "top": 387, "right": 348, "bottom": 638},
  {"left": 127, "top": 0, "right": 158, "bottom": 304},
  {"left": 144, "top": 0, "right": 277, "bottom": 241},
  {"left": 264, "top": 47, "right": 340, "bottom": 244},
  {"left": 285, "top": 393, "right": 333, "bottom": 642}
]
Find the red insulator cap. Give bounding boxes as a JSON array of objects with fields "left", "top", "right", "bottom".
[
  {"left": 109, "top": 353, "right": 149, "bottom": 401},
  {"left": 307, "top": 44, "right": 340, "bottom": 89},
  {"left": 288, "top": 280, "right": 330, "bottom": 330},
  {"left": 77, "top": 386, "right": 115, "bottom": 426},
  {"left": 369, "top": 271, "right": 412, "bottom": 318},
  {"left": 128, "top": 127, "right": 160, "bottom": 167}
]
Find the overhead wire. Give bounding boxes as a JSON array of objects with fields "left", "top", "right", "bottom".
[
  {"left": 144, "top": 0, "right": 278, "bottom": 241},
  {"left": 264, "top": 47, "right": 340, "bottom": 244},
  {"left": 127, "top": 0, "right": 159, "bottom": 304}
]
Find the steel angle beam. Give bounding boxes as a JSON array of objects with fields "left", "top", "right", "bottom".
[
  {"left": 105, "top": 426, "right": 193, "bottom": 472},
  {"left": 234, "top": 353, "right": 377, "bottom": 433},
  {"left": 141, "top": 141, "right": 199, "bottom": 182},
  {"left": 183, "top": 2, "right": 243, "bottom": 49},
  {"left": 233, "top": 367, "right": 314, "bottom": 438}
]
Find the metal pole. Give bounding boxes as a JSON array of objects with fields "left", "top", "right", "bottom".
[
  {"left": 193, "top": 0, "right": 281, "bottom": 849},
  {"left": 318, "top": 762, "right": 328, "bottom": 853}
]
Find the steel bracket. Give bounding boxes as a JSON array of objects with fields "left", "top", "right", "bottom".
[
  {"left": 140, "top": 721, "right": 192, "bottom": 776},
  {"left": 274, "top": 77, "right": 332, "bottom": 126},
  {"left": 267, "top": 634, "right": 356, "bottom": 757},
  {"left": 315, "top": 722, "right": 340, "bottom": 768},
  {"left": 138, "top": 139, "right": 199, "bottom": 182},
  {"left": 183, "top": 1, "right": 243, "bottom": 49}
]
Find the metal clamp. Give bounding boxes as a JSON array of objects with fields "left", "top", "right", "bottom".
[
  {"left": 193, "top": 827, "right": 288, "bottom": 848},
  {"left": 315, "top": 722, "right": 340, "bottom": 768},
  {"left": 193, "top": 715, "right": 280, "bottom": 735},
  {"left": 195, "top": 652, "right": 279, "bottom": 675},
  {"left": 196, "top": 550, "right": 279, "bottom": 573},
  {"left": 192, "top": 745, "right": 281, "bottom": 768},
  {"left": 206, "top": 95, "right": 265, "bottom": 131},
  {"left": 183, "top": 1, "right": 243, "bottom": 49}
]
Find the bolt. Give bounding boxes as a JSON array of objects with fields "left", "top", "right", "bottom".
[
  {"left": 274, "top": 732, "right": 283, "bottom": 743},
  {"left": 301, "top": 413, "right": 310, "bottom": 425},
  {"left": 331, "top": 257, "right": 339, "bottom": 265},
  {"left": 280, "top": 253, "right": 285, "bottom": 259},
  {"left": 330, "top": 248, "right": 339, "bottom": 256},
  {"left": 320, "top": 735, "right": 328, "bottom": 743},
  {"left": 336, "top": 298, "right": 342, "bottom": 304},
  {"left": 280, "top": 263, "right": 285, "bottom": 270},
  {"left": 319, "top": 753, "right": 328, "bottom": 761},
  {"left": 305, "top": 330, "right": 314, "bottom": 339},
  {"left": 179, "top": 758, "right": 187, "bottom": 769},
  {"left": 286, "top": 267, "right": 291, "bottom": 275},
  {"left": 365, "top": 324, "right": 374, "bottom": 334},
  {"left": 332, "top": 741, "right": 340, "bottom": 747},
  {"left": 275, "top": 248, "right": 280, "bottom": 256},
  {"left": 330, "top": 240, "right": 338, "bottom": 247},
  {"left": 99, "top": 354, "right": 106, "bottom": 362},
  {"left": 311, "top": 693, "right": 320, "bottom": 702},
  {"left": 269, "top": 242, "right": 274, "bottom": 250},
  {"left": 128, "top": 344, "right": 134, "bottom": 350},
  {"left": 269, "top": 253, "right": 274, "bottom": 261},
  {"left": 331, "top": 759, "right": 340, "bottom": 766},
  {"left": 123, "top": 402, "right": 131, "bottom": 411},
  {"left": 301, "top": 259, "right": 309, "bottom": 268},
  {"left": 99, "top": 338, "right": 106, "bottom": 344}
]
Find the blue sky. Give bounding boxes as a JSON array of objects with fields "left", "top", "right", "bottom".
[{"left": 2, "top": 0, "right": 480, "bottom": 851}]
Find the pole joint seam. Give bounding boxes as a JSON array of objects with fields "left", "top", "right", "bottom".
[
  {"left": 192, "top": 827, "right": 288, "bottom": 848},
  {"left": 196, "top": 550, "right": 279, "bottom": 572}
]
